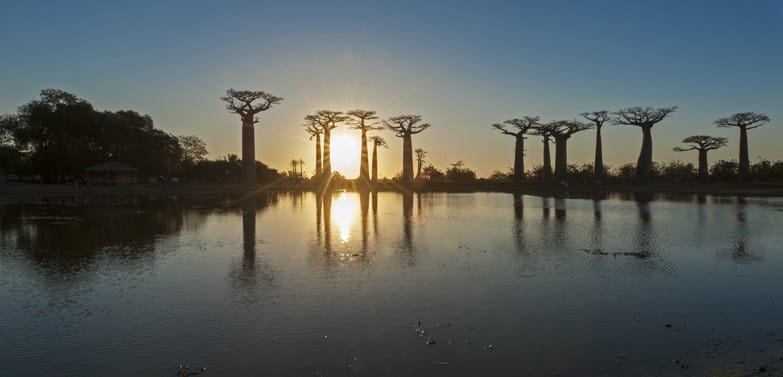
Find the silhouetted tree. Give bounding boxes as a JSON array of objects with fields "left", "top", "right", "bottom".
[
  {"left": 613, "top": 106, "right": 677, "bottom": 184},
  {"left": 531, "top": 123, "right": 556, "bottom": 178},
  {"left": 369, "top": 136, "right": 387, "bottom": 182},
  {"left": 297, "top": 158, "right": 305, "bottom": 177},
  {"left": 581, "top": 111, "right": 609, "bottom": 182},
  {"left": 446, "top": 160, "right": 476, "bottom": 182},
  {"left": 547, "top": 120, "right": 592, "bottom": 180},
  {"left": 673, "top": 135, "right": 728, "bottom": 178},
  {"left": 347, "top": 110, "right": 381, "bottom": 182},
  {"left": 491, "top": 116, "right": 540, "bottom": 183},
  {"left": 422, "top": 164, "right": 444, "bottom": 181},
  {"left": 220, "top": 89, "right": 283, "bottom": 185},
  {"left": 178, "top": 135, "right": 208, "bottom": 164},
  {"left": 414, "top": 148, "right": 427, "bottom": 180},
  {"left": 310, "top": 110, "right": 347, "bottom": 177},
  {"left": 714, "top": 112, "right": 770, "bottom": 176},
  {"left": 303, "top": 116, "right": 323, "bottom": 176},
  {"left": 384, "top": 115, "right": 431, "bottom": 185}
]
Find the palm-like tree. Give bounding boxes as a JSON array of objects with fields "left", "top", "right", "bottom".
[
  {"left": 414, "top": 148, "right": 427, "bottom": 180},
  {"left": 673, "top": 135, "right": 728, "bottom": 178},
  {"left": 613, "top": 106, "right": 677, "bottom": 184},
  {"left": 219, "top": 89, "right": 283, "bottom": 185},
  {"left": 347, "top": 110, "right": 382, "bottom": 182},
  {"left": 384, "top": 115, "right": 431, "bottom": 185},
  {"left": 714, "top": 112, "right": 770, "bottom": 176},
  {"left": 491, "top": 116, "right": 540, "bottom": 183},
  {"left": 369, "top": 136, "right": 388, "bottom": 183}
]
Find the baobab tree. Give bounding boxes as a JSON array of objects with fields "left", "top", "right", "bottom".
[
  {"left": 714, "top": 112, "right": 770, "bottom": 175},
  {"left": 547, "top": 120, "right": 592, "bottom": 180},
  {"left": 369, "top": 136, "right": 388, "bottom": 183},
  {"left": 384, "top": 115, "right": 431, "bottom": 185},
  {"left": 581, "top": 111, "right": 609, "bottom": 182},
  {"left": 347, "top": 109, "right": 381, "bottom": 182},
  {"left": 613, "top": 106, "right": 677, "bottom": 184},
  {"left": 305, "top": 110, "right": 347, "bottom": 177},
  {"left": 414, "top": 148, "right": 427, "bottom": 180},
  {"left": 491, "top": 116, "right": 540, "bottom": 183},
  {"left": 673, "top": 135, "right": 728, "bottom": 179},
  {"left": 220, "top": 89, "right": 283, "bottom": 185},
  {"left": 531, "top": 123, "right": 556, "bottom": 178},
  {"left": 303, "top": 116, "right": 323, "bottom": 176}
]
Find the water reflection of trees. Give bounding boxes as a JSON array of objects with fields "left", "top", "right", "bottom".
[
  {"left": 0, "top": 198, "right": 200, "bottom": 278},
  {"left": 229, "top": 193, "right": 280, "bottom": 306},
  {"left": 310, "top": 190, "right": 374, "bottom": 269}
]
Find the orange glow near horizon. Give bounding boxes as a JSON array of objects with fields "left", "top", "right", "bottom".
[{"left": 329, "top": 132, "right": 361, "bottom": 178}]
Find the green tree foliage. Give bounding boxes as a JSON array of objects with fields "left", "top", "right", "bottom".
[{"left": 0, "top": 89, "right": 183, "bottom": 180}]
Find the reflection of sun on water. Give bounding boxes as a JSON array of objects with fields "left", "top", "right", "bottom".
[
  {"left": 332, "top": 192, "right": 359, "bottom": 242},
  {"left": 330, "top": 132, "right": 361, "bottom": 178}
]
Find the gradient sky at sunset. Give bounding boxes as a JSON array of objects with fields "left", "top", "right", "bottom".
[{"left": 1, "top": 1, "right": 781, "bottom": 177}]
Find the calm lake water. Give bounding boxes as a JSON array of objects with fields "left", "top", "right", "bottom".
[{"left": 1, "top": 192, "right": 782, "bottom": 376}]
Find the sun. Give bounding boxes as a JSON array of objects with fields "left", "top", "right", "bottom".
[{"left": 329, "top": 131, "right": 361, "bottom": 178}]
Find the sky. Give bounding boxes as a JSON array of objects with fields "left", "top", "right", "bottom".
[{"left": 1, "top": 0, "right": 781, "bottom": 178}]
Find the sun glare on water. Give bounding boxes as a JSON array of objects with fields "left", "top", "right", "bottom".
[
  {"left": 332, "top": 192, "right": 359, "bottom": 242},
  {"left": 329, "top": 132, "right": 361, "bottom": 178}
]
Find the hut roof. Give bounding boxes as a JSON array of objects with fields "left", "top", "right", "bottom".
[{"left": 85, "top": 161, "right": 138, "bottom": 173}]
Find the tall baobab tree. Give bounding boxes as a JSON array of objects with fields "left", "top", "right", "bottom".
[
  {"left": 347, "top": 109, "right": 381, "bottom": 182},
  {"left": 303, "top": 116, "right": 323, "bottom": 176},
  {"left": 305, "top": 110, "right": 347, "bottom": 177},
  {"left": 369, "top": 136, "right": 388, "bottom": 183},
  {"left": 414, "top": 148, "right": 427, "bottom": 180},
  {"left": 384, "top": 115, "right": 432, "bottom": 185},
  {"left": 547, "top": 120, "right": 592, "bottom": 180},
  {"left": 613, "top": 106, "right": 677, "bottom": 184},
  {"left": 581, "top": 111, "right": 609, "bottom": 182},
  {"left": 714, "top": 112, "right": 770, "bottom": 176},
  {"left": 531, "top": 123, "right": 556, "bottom": 178},
  {"left": 491, "top": 116, "right": 540, "bottom": 183},
  {"left": 220, "top": 89, "right": 283, "bottom": 185},
  {"left": 673, "top": 135, "right": 728, "bottom": 179}
]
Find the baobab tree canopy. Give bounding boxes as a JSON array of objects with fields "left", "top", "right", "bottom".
[
  {"left": 613, "top": 106, "right": 676, "bottom": 184},
  {"left": 673, "top": 135, "right": 728, "bottom": 152},
  {"left": 384, "top": 114, "right": 431, "bottom": 185},
  {"left": 613, "top": 106, "right": 677, "bottom": 128},
  {"left": 714, "top": 112, "right": 770, "bottom": 129},
  {"left": 220, "top": 89, "right": 283, "bottom": 123},
  {"left": 220, "top": 89, "right": 283, "bottom": 186},
  {"left": 491, "top": 116, "right": 540, "bottom": 183}
]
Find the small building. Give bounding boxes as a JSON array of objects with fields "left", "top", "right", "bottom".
[{"left": 85, "top": 162, "right": 138, "bottom": 185}]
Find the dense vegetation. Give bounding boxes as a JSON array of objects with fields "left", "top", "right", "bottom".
[{"left": 0, "top": 89, "right": 280, "bottom": 183}]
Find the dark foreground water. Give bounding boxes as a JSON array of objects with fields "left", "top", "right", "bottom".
[{"left": 1, "top": 192, "right": 782, "bottom": 377}]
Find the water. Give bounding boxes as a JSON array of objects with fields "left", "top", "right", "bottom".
[{"left": 1, "top": 192, "right": 782, "bottom": 376}]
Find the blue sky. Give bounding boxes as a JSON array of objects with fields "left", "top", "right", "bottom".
[{"left": 1, "top": 1, "right": 781, "bottom": 177}]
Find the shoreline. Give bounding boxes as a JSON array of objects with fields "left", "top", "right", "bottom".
[{"left": 3, "top": 181, "right": 783, "bottom": 201}]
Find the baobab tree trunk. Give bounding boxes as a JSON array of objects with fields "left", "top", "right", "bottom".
[
  {"left": 554, "top": 137, "right": 568, "bottom": 180},
  {"left": 315, "top": 133, "right": 322, "bottom": 176},
  {"left": 738, "top": 126, "right": 749, "bottom": 176},
  {"left": 698, "top": 149, "right": 708, "bottom": 179},
  {"left": 594, "top": 126, "right": 603, "bottom": 182},
  {"left": 241, "top": 119, "right": 256, "bottom": 186},
  {"left": 636, "top": 126, "right": 654, "bottom": 184},
  {"left": 372, "top": 144, "right": 378, "bottom": 182},
  {"left": 513, "top": 134, "right": 524, "bottom": 183},
  {"left": 402, "top": 133, "right": 414, "bottom": 185},
  {"left": 360, "top": 129, "right": 369, "bottom": 181},
  {"left": 542, "top": 138, "right": 552, "bottom": 178},
  {"left": 323, "top": 129, "right": 332, "bottom": 177},
  {"left": 417, "top": 159, "right": 423, "bottom": 179}
]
